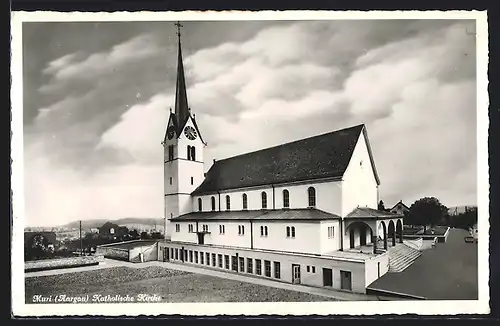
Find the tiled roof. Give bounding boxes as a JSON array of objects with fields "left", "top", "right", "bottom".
[
  {"left": 172, "top": 208, "right": 340, "bottom": 221},
  {"left": 346, "top": 207, "right": 403, "bottom": 219},
  {"left": 192, "top": 124, "right": 368, "bottom": 195}
]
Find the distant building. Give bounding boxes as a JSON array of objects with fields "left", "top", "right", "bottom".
[
  {"left": 98, "top": 222, "right": 128, "bottom": 237},
  {"left": 390, "top": 201, "right": 410, "bottom": 216}
]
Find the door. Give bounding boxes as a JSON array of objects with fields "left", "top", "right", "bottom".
[
  {"left": 340, "top": 270, "right": 352, "bottom": 291},
  {"left": 197, "top": 233, "right": 204, "bottom": 245},
  {"left": 292, "top": 264, "right": 301, "bottom": 284},
  {"left": 322, "top": 268, "right": 333, "bottom": 287},
  {"left": 349, "top": 230, "right": 355, "bottom": 249},
  {"left": 360, "top": 227, "right": 367, "bottom": 246},
  {"left": 163, "top": 247, "right": 169, "bottom": 261}
]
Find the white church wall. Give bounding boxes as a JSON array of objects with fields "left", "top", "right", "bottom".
[
  {"left": 319, "top": 220, "right": 341, "bottom": 253},
  {"left": 341, "top": 133, "right": 379, "bottom": 217},
  {"left": 193, "top": 180, "right": 343, "bottom": 215},
  {"left": 203, "top": 220, "right": 252, "bottom": 248},
  {"left": 252, "top": 220, "right": 322, "bottom": 254}
]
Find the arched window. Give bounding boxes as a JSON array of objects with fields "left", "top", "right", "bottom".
[
  {"left": 211, "top": 196, "right": 216, "bottom": 211},
  {"left": 261, "top": 192, "right": 267, "bottom": 209},
  {"left": 308, "top": 187, "right": 316, "bottom": 207},
  {"left": 198, "top": 198, "right": 202, "bottom": 212},
  {"left": 226, "top": 195, "right": 231, "bottom": 211},
  {"left": 191, "top": 146, "right": 196, "bottom": 161},
  {"left": 187, "top": 146, "right": 191, "bottom": 160},
  {"left": 242, "top": 193, "right": 248, "bottom": 210},
  {"left": 286, "top": 226, "right": 290, "bottom": 237},
  {"left": 283, "top": 189, "right": 290, "bottom": 208}
]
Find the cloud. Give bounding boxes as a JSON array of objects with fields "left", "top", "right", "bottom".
[
  {"left": 39, "top": 33, "right": 165, "bottom": 94},
  {"left": 23, "top": 20, "right": 478, "bottom": 226}
]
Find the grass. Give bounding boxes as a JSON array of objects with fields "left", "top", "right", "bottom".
[{"left": 25, "top": 266, "right": 340, "bottom": 303}]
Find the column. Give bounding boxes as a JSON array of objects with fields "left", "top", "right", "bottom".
[{"left": 372, "top": 235, "right": 377, "bottom": 254}]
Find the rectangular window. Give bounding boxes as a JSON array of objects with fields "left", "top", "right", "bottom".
[
  {"left": 238, "top": 225, "right": 245, "bottom": 235},
  {"left": 206, "top": 253, "right": 210, "bottom": 266},
  {"left": 312, "top": 266, "right": 316, "bottom": 273},
  {"left": 328, "top": 226, "right": 335, "bottom": 238},
  {"left": 188, "top": 224, "right": 193, "bottom": 233},
  {"left": 274, "top": 262, "right": 281, "bottom": 279},
  {"left": 175, "top": 224, "right": 180, "bottom": 232},
  {"left": 212, "top": 253, "right": 216, "bottom": 267},
  {"left": 264, "top": 260, "right": 271, "bottom": 277},
  {"left": 239, "top": 257, "right": 245, "bottom": 272},
  {"left": 307, "top": 266, "right": 310, "bottom": 273},
  {"left": 224, "top": 255, "right": 230, "bottom": 269},
  {"left": 200, "top": 251, "right": 204, "bottom": 264},
  {"left": 231, "top": 256, "right": 238, "bottom": 271},
  {"left": 189, "top": 250, "right": 193, "bottom": 262},
  {"left": 194, "top": 251, "right": 198, "bottom": 264},
  {"left": 175, "top": 248, "right": 178, "bottom": 260},
  {"left": 169, "top": 177, "right": 172, "bottom": 185},
  {"left": 191, "top": 177, "right": 194, "bottom": 185},
  {"left": 255, "top": 259, "right": 262, "bottom": 275},
  {"left": 218, "top": 254, "right": 223, "bottom": 268},
  {"left": 219, "top": 225, "right": 225, "bottom": 234},
  {"left": 171, "top": 248, "right": 174, "bottom": 259},
  {"left": 247, "top": 258, "right": 253, "bottom": 273}
]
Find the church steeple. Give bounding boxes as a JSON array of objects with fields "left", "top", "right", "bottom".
[{"left": 174, "top": 21, "right": 190, "bottom": 131}]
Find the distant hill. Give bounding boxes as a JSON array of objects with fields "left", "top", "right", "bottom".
[{"left": 60, "top": 217, "right": 164, "bottom": 230}]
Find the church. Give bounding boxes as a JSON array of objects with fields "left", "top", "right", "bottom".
[{"left": 157, "top": 24, "right": 405, "bottom": 294}]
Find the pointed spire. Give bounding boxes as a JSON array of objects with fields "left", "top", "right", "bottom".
[{"left": 174, "top": 21, "right": 190, "bottom": 130}]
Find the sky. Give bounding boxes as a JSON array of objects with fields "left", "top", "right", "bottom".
[{"left": 21, "top": 19, "right": 478, "bottom": 227}]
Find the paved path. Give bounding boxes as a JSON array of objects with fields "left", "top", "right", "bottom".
[
  {"left": 367, "top": 228, "right": 478, "bottom": 300},
  {"left": 26, "top": 258, "right": 382, "bottom": 301}
]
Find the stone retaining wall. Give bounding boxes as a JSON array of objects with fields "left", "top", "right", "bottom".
[
  {"left": 95, "top": 246, "right": 129, "bottom": 261},
  {"left": 25, "top": 255, "right": 104, "bottom": 272}
]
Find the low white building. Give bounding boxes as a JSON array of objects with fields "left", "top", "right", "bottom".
[{"left": 157, "top": 27, "right": 404, "bottom": 294}]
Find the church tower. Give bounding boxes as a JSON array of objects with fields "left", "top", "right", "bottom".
[{"left": 162, "top": 22, "right": 206, "bottom": 239}]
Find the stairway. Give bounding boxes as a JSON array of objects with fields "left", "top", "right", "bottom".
[{"left": 388, "top": 243, "right": 422, "bottom": 273}]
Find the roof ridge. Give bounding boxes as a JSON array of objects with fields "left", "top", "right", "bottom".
[{"left": 215, "top": 124, "right": 365, "bottom": 164}]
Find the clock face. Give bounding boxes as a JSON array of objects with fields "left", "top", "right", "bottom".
[
  {"left": 184, "top": 126, "right": 198, "bottom": 140},
  {"left": 166, "top": 126, "right": 175, "bottom": 140}
]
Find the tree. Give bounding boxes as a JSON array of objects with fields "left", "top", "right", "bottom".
[
  {"left": 451, "top": 207, "right": 478, "bottom": 230},
  {"left": 129, "top": 229, "right": 140, "bottom": 239},
  {"left": 378, "top": 200, "right": 386, "bottom": 211},
  {"left": 408, "top": 197, "right": 448, "bottom": 232},
  {"left": 140, "top": 231, "right": 150, "bottom": 239}
]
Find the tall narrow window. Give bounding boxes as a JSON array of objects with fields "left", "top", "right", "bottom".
[
  {"left": 211, "top": 196, "right": 216, "bottom": 211},
  {"left": 198, "top": 198, "right": 202, "bottom": 212},
  {"left": 169, "top": 177, "right": 172, "bottom": 185},
  {"left": 291, "top": 226, "right": 296, "bottom": 238},
  {"left": 286, "top": 226, "right": 290, "bottom": 237},
  {"left": 168, "top": 145, "right": 174, "bottom": 161},
  {"left": 260, "top": 226, "right": 264, "bottom": 236},
  {"left": 242, "top": 193, "right": 248, "bottom": 210},
  {"left": 308, "top": 187, "right": 316, "bottom": 207},
  {"left": 283, "top": 189, "right": 290, "bottom": 208},
  {"left": 187, "top": 146, "right": 191, "bottom": 160},
  {"left": 264, "top": 226, "right": 268, "bottom": 236},
  {"left": 226, "top": 195, "right": 231, "bottom": 210},
  {"left": 190, "top": 177, "right": 194, "bottom": 185},
  {"left": 261, "top": 192, "right": 267, "bottom": 209},
  {"left": 191, "top": 147, "right": 196, "bottom": 161}
]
